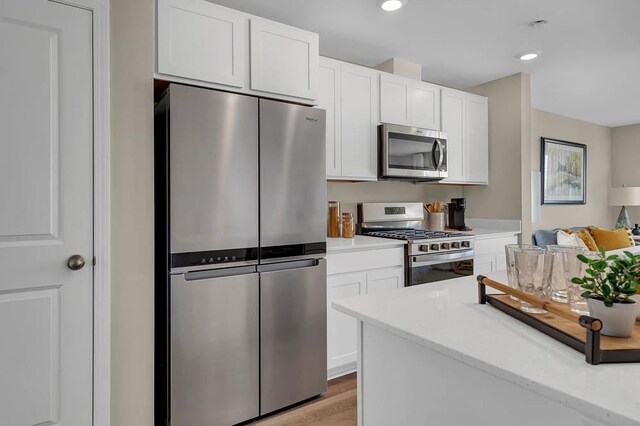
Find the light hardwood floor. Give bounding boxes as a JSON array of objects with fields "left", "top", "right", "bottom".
[{"left": 248, "top": 373, "right": 357, "bottom": 426}]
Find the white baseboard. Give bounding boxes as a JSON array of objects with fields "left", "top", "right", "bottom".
[{"left": 328, "top": 362, "right": 357, "bottom": 380}]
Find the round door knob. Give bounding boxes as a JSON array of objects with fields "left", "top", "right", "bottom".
[{"left": 68, "top": 255, "right": 86, "bottom": 271}]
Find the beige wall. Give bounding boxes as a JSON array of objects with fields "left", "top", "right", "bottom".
[
  {"left": 463, "top": 74, "right": 530, "bottom": 232},
  {"left": 328, "top": 181, "right": 463, "bottom": 216},
  {"left": 612, "top": 124, "right": 640, "bottom": 224},
  {"left": 519, "top": 74, "right": 533, "bottom": 243},
  {"left": 110, "top": 0, "right": 155, "bottom": 424},
  {"left": 531, "top": 109, "right": 614, "bottom": 232}
]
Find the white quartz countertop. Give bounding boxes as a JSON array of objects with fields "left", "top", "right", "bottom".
[
  {"left": 333, "top": 271, "right": 640, "bottom": 426},
  {"left": 327, "top": 236, "right": 405, "bottom": 253},
  {"left": 465, "top": 218, "right": 521, "bottom": 239},
  {"left": 467, "top": 228, "right": 520, "bottom": 239}
]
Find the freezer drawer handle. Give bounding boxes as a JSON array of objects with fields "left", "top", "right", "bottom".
[
  {"left": 184, "top": 266, "right": 257, "bottom": 281},
  {"left": 257, "top": 258, "right": 322, "bottom": 273}
]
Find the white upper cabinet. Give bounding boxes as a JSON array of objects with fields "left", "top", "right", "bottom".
[
  {"left": 380, "top": 73, "right": 441, "bottom": 130},
  {"left": 440, "top": 89, "right": 488, "bottom": 185},
  {"left": 466, "top": 94, "right": 489, "bottom": 184},
  {"left": 249, "top": 18, "right": 319, "bottom": 100},
  {"left": 319, "top": 58, "right": 379, "bottom": 181},
  {"left": 157, "top": 0, "right": 247, "bottom": 87},
  {"left": 156, "top": 0, "right": 319, "bottom": 104},
  {"left": 340, "top": 63, "right": 379, "bottom": 180},
  {"left": 411, "top": 81, "right": 441, "bottom": 130},
  {"left": 441, "top": 88, "right": 466, "bottom": 183},
  {"left": 318, "top": 57, "right": 342, "bottom": 177},
  {"left": 380, "top": 73, "right": 411, "bottom": 126}
]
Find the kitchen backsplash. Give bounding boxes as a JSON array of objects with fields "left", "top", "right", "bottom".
[{"left": 327, "top": 181, "right": 464, "bottom": 217}]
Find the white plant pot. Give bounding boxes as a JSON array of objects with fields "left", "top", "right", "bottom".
[{"left": 587, "top": 298, "right": 638, "bottom": 338}]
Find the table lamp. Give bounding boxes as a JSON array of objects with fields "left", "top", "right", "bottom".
[{"left": 609, "top": 186, "right": 640, "bottom": 230}]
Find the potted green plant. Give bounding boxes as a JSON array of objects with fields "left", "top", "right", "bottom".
[{"left": 571, "top": 248, "right": 640, "bottom": 337}]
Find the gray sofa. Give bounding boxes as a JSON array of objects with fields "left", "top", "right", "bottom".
[
  {"left": 532, "top": 226, "right": 640, "bottom": 254},
  {"left": 531, "top": 227, "right": 588, "bottom": 249}
]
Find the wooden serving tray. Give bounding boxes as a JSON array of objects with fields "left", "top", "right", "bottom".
[{"left": 477, "top": 275, "right": 640, "bottom": 365}]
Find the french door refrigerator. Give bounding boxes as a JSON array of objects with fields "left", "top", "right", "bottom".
[{"left": 155, "top": 83, "right": 327, "bottom": 426}]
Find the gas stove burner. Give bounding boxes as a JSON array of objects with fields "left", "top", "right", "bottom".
[{"left": 366, "top": 229, "right": 471, "bottom": 241}]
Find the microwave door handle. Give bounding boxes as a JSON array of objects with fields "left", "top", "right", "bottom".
[
  {"left": 432, "top": 142, "right": 438, "bottom": 169},
  {"left": 435, "top": 139, "right": 444, "bottom": 170}
]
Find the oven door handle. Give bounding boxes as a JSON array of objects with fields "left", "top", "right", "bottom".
[{"left": 411, "top": 250, "right": 474, "bottom": 266}]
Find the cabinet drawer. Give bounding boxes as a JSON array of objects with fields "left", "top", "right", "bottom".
[{"left": 327, "top": 247, "right": 404, "bottom": 275}]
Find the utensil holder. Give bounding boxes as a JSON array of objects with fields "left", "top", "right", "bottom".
[{"left": 427, "top": 212, "right": 445, "bottom": 231}]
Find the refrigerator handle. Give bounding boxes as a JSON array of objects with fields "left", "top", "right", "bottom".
[
  {"left": 257, "top": 258, "right": 323, "bottom": 273},
  {"left": 184, "top": 266, "right": 257, "bottom": 281}
]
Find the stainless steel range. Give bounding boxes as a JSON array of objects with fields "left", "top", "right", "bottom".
[{"left": 357, "top": 203, "right": 475, "bottom": 286}]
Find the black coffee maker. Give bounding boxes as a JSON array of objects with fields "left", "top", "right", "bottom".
[{"left": 448, "top": 198, "right": 470, "bottom": 231}]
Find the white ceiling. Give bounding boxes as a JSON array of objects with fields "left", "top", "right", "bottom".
[{"left": 211, "top": 0, "right": 640, "bottom": 127}]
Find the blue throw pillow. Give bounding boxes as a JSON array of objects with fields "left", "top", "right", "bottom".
[
  {"left": 532, "top": 226, "right": 591, "bottom": 249},
  {"left": 532, "top": 229, "right": 557, "bottom": 249}
]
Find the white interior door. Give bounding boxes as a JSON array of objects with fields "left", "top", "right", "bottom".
[{"left": 0, "top": 1, "right": 94, "bottom": 425}]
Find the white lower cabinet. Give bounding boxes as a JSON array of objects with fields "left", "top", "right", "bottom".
[
  {"left": 473, "top": 235, "right": 517, "bottom": 274},
  {"left": 327, "top": 272, "right": 365, "bottom": 375},
  {"left": 327, "top": 247, "right": 404, "bottom": 378},
  {"left": 474, "top": 254, "right": 497, "bottom": 275},
  {"left": 365, "top": 266, "right": 404, "bottom": 294}
]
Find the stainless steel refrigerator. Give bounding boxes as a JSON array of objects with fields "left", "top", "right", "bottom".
[{"left": 155, "top": 84, "right": 327, "bottom": 426}]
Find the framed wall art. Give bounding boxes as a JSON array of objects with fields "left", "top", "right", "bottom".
[{"left": 541, "top": 137, "right": 587, "bottom": 205}]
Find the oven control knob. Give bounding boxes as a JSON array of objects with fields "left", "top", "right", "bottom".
[
  {"left": 419, "top": 245, "right": 429, "bottom": 252},
  {"left": 462, "top": 241, "right": 470, "bottom": 248},
  {"left": 451, "top": 242, "right": 460, "bottom": 249},
  {"left": 441, "top": 243, "right": 450, "bottom": 250},
  {"left": 430, "top": 244, "right": 440, "bottom": 251}
]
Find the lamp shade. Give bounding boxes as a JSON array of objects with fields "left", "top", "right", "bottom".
[{"left": 609, "top": 187, "right": 640, "bottom": 206}]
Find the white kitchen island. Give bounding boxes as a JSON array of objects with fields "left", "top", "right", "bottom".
[{"left": 333, "top": 271, "right": 640, "bottom": 426}]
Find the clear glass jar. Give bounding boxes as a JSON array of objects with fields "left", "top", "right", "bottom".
[
  {"left": 342, "top": 212, "right": 354, "bottom": 239},
  {"left": 328, "top": 201, "right": 340, "bottom": 238}
]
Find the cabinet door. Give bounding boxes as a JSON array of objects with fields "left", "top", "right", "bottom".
[
  {"left": 340, "top": 63, "right": 379, "bottom": 180},
  {"left": 412, "top": 81, "right": 441, "bottom": 130},
  {"left": 327, "top": 273, "right": 366, "bottom": 369},
  {"left": 319, "top": 57, "right": 342, "bottom": 178},
  {"left": 495, "top": 253, "right": 507, "bottom": 272},
  {"left": 440, "top": 88, "right": 465, "bottom": 183},
  {"left": 466, "top": 94, "right": 489, "bottom": 184},
  {"left": 157, "top": 0, "right": 247, "bottom": 87},
  {"left": 380, "top": 73, "right": 411, "bottom": 126},
  {"left": 365, "top": 267, "right": 404, "bottom": 294},
  {"left": 474, "top": 254, "right": 495, "bottom": 275},
  {"left": 250, "top": 18, "right": 319, "bottom": 100}
]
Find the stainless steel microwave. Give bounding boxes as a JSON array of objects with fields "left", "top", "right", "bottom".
[{"left": 378, "top": 124, "right": 448, "bottom": 181}]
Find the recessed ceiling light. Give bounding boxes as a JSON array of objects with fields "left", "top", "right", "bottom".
[
  {"left": 518, "top": 51, "right": 541, "bottom": 61},
  {"left": 379, "top": 0, "right": 406, "bottom": 12}
]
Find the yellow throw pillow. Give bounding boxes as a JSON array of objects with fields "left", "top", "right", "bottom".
[
  {"left": 563, "top": 228, "right": 598, "bottom": 251},
  {"left": 577, "top": 228, "right": 599, "bottom": 251},
  {"left": 588, "top": 227, "right": 633, "bottom": 251}
]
